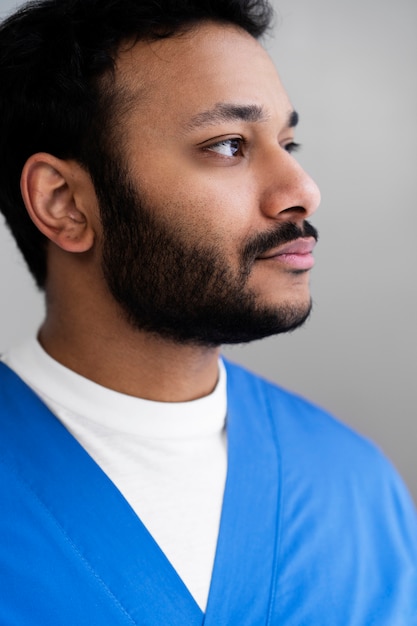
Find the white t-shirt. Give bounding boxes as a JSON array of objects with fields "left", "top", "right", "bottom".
[{"left": 2, "top": 339, "right": 228, "bottom": 611}]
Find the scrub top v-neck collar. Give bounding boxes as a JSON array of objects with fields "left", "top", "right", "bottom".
[{"left": 0, "top": 361, "right": 282, "bottom": 624}]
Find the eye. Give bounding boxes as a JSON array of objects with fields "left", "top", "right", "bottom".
[
  {"left": 284, "top": 141, "right": 301, "bottom": 154},
  {"left": 205, "top": 138, "right": 243, "bottom": 157}
]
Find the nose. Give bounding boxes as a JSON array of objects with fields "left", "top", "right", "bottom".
[{"left": 259, "top": 149, "right": 321, "bottom": 221}]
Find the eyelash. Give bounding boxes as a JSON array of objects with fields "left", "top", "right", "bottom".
[
  {"left": 284, "top": 142, "right": 301, "bottom": 154},
  {"left": 204, "top": 138, "right": 244, "bottom": 157},
  {"left": 204, "top": 138, "right": 301, "bottom": 158}
]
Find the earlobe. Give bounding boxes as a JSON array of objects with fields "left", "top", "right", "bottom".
[{"left": 20, "top": 153, "right": 96, "bottom": 253}]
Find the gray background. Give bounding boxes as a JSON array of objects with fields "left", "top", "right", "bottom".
[{"left": 0, "top": 0, "right": 416, "bottom": 502}]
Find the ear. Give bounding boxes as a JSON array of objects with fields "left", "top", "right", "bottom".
[{"left": 20, "top": 153, "right": 97, "bottom": 252}]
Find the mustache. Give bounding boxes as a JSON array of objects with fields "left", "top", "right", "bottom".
[{"left": 242, "top": 221, "right": 319, "bottom": 264}]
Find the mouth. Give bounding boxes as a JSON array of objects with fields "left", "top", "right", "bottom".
[{"left": 256, "top": 236, "right": 316, "bottom": 271}]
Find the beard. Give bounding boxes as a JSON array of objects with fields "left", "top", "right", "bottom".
[{"left": 94, "top": 157, "right": 318, "bottom": 346}]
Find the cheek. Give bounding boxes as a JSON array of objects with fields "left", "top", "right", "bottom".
[
  {"left": 129, "top": 150, "right": 258, "bottom": 246},
  {"left": 166, "top": 176, "right": 257, "bottom": 241}
]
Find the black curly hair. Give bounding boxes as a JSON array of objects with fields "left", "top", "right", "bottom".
[{"left": 0, "top": 0, "right": 273, "bottom": 288}]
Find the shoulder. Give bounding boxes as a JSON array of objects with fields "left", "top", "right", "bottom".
[
  {"left": 223, "top": 357, "right": 414, "bottom": 503},
  {"left": 223, "top": 356, "right": 366, "bottom": 441},
  {"left": 223, "top": 360, "right": 417, "bottom": 602}
]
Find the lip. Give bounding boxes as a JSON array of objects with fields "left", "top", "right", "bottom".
[{"left": 256, "top": 236, "right": 316, "bottom": 270}]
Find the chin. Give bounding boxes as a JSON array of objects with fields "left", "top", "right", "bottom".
[{"left": 257, "top": 288, "right": 312, "bottom": 314}]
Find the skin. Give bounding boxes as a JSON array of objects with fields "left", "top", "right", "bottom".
[{"left": 20, "top": 21, "right": 320, "bottom": 402}]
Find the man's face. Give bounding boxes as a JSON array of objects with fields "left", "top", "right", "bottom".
[{"left": 97, "top": 22, "right": 320, "bottom": 346}]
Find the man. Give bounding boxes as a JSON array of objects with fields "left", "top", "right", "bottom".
[{"left": 0, "top": 0, "right": 416, "bottom": 623}]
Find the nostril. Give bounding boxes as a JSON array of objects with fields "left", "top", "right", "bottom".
[{"left": 281, "top": 206, "right": 307, "bottom": 217}]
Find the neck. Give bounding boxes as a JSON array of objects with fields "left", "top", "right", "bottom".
[
  {"left": 39, "top": 312, "right": 220, "bottom": 404},
  {"left": 40, "top": 250, "right": 221, "bottom": 402}
]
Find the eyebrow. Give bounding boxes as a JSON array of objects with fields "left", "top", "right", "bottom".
[
  {"left": 184, "top": 103, "right": 299, "bottom": 132},
  {"left": 288, "top": 110, "right": 299, "bottom": 128}
]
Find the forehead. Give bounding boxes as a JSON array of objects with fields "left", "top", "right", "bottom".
[{"left": 114, "top": 22, "right": 293, "bottom": 132}]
